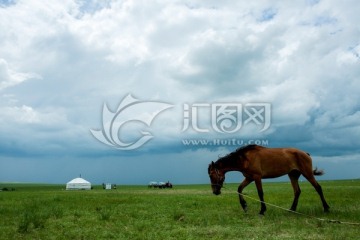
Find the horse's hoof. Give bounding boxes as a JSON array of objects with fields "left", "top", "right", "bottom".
[{"left": 243, "top": 206, "right": 248, "bottom": 213}]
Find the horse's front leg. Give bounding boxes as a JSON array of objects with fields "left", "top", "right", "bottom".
[
  {"left": 254, "top": 177, "right": 266, "bottom": 215},
  {"left": 238, "top": 177, "right": 253, "bottom": 212}
]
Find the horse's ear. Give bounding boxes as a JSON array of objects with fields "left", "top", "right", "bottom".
[{"left": 208, "top": 162, "right": 215, "bottom": 174}]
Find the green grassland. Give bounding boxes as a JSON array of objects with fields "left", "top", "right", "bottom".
[{"left": 0, "top": 180, "right": 359, "bottom": 239}]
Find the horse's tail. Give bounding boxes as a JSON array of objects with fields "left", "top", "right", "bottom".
[{"left": 313, "top": 167, "right": 325, "bottom": 176}]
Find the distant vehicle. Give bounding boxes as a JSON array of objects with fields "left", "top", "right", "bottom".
[
  {"left": 148, "top": 181, "right": 173, "bottom": 189},
  {"left": 148, "top": 181, "right": 158, "bottom": 188}
]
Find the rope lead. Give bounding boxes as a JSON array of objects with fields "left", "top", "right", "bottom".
[{"left": 237, "top": 192, "right": 360, "bottom": 226}]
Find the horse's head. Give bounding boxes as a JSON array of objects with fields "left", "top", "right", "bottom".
[{"left": 208, "top": 161, "right": 225, "bottom": 195}]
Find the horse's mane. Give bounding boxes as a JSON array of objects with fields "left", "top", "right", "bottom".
[
  {"left": 234, "top": 144, "right": 262, "bottom": 154},
  {"left": 217, "top": 144, "right": 263, "bottom": 164},
  {"left": 211, "top": 145, "right": 266, "bottom": 171}
]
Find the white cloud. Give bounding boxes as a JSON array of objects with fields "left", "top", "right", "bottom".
[
  {"left": 0, "top": 0, "right": 360, "bottom": 182},
  {"left": 0, "top": 59, "right": 40, "bottom": 90},
  {"left": 0, "top": 105, "right": 67, "bottom": 125},
  {"left": 1, "top": 105, "right": 40, "bottom": 123}
]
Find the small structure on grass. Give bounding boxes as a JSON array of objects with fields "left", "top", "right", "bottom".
[
  {"left": 66, "top": 177, "right": 91, "bottom": 190},
  {"left": 102, "top": 183, "right": 117, "bottom": 190}
]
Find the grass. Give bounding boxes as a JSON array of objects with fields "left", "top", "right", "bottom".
[{"left": 0, "top": 180, "right": 359, "bottom": 239}]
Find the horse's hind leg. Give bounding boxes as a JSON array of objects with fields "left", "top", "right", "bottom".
[
  {"left": 288, "top": 170, "right": 301, "bottom": 211},
  {"left": 304, "top": 175, "right": 330, "bottom": 212},
  {"left": 254, "top": 177, "right": 266, "bottom": 215}
]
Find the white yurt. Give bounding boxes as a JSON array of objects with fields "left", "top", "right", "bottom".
[{"left": 66, "top": 177, "right": 91, "bottom": 190}]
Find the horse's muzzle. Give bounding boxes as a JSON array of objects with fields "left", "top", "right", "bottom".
[{"left": 213, "top": 190, "right": 221, "bottom": 195}]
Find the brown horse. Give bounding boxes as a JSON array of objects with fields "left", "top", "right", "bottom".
[{"left": 208, "top": 144, "right": 330, "bottom": 215}]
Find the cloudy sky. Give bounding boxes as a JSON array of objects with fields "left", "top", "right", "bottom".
[{"left": 1, "top": 0, "right": 359, "bottom": 185}]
